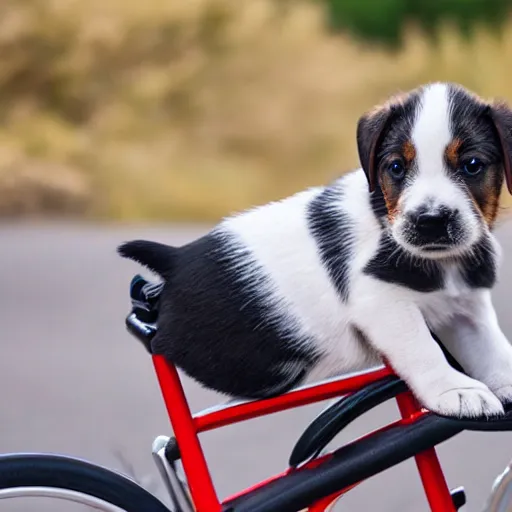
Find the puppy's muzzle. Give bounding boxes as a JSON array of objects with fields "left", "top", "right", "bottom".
[{"left": 407, "top": 207, "right": 457, "bottom": 246}]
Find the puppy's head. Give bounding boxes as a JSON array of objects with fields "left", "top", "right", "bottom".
[{"left": 357, "top": 82, "right": 512, "bottom": 259}]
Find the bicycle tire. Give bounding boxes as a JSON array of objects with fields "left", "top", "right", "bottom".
[{"left": 0, "top": 453, "right": 170, "bottom": 512}]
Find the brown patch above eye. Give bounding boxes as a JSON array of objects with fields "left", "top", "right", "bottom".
[
  {"left": 402, "top": 140, "right": 416, "bottom": 164},
  {"left": 445, "top": 138, "right": 462, "bottom": 168}
]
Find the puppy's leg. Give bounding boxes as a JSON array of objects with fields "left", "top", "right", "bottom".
[
  {"left": 351, "top": 280, "right": 503, "bottom": 417},
  {"left": 436, "top": 290, "right": 512, "bottom": 405}
]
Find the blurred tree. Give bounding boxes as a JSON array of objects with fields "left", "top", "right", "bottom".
[{"left": 323, "top": 0, "right": 512, "bottom": 46}]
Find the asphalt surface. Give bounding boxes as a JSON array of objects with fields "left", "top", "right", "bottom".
[{"left": 3, "top": 221, "right": 512, "bottom": 511}]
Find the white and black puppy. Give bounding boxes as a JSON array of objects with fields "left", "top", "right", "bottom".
[{"left": 119, "top": 82, "right": 512, "bottom": 418}]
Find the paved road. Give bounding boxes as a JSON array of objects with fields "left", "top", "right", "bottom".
[{"left": 3, "top": 221, "right": 512, "bottom": 511}]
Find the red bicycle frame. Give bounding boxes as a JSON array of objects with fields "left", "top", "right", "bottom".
[{"left": 152, "top": 354, "right": 456, "bottom": 512}]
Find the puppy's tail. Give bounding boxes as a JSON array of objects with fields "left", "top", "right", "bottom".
[{"left": 117, "top": 240, "right": 176, "bottom": 278}]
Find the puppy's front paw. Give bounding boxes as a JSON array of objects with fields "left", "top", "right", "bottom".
[{"left": 418, "top": 374, "right": 504, "bottom": 418}]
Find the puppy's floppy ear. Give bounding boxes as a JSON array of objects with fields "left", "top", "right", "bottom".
[
  {"left": 489, "top": 101, "right": 512, "bottom": 194},
  {"left": 356, "top": 104, "right": 396, "bottom": 192}
]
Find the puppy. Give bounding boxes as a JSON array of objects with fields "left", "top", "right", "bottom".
[{"left": 119, "top": 82, "right": 512, "bottom": 418}]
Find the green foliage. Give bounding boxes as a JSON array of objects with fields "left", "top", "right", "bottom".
[{"left": 323, "top": 0, "right": 512, "bottom": 46}]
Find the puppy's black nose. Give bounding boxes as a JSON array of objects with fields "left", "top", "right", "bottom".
[{"left": 409, "top": 210, "right": 452, "bottom": 239}]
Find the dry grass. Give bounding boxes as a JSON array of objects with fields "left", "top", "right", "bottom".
[{"left": 2, "top": 0, "right": 512, "bottom": 220}]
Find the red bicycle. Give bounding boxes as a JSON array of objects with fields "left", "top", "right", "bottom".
[{"left": 1, "top": 274, "right": 512, "bottom": 512}]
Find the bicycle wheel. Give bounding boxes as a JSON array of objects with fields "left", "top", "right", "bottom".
[{"left": 0, "top": 453, "right": 170, "bottom": 512}]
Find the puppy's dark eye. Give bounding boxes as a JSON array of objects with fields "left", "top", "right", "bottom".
[
  {"left": 461, "top": 157, "right": 486, "bottom": 176},
  {"left": 387, "top": 160, "right": 405, "bottom": 179}
]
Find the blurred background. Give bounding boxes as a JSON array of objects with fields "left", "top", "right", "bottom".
[
  {"left": 3, "top": 0, "right": 512, "bottom": 220},
  {"left": 5, "top": 1, "right": 512, "bottom": 511}
]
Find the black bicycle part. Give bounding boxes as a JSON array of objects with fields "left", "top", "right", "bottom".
[
  {"left": 129, "top": 274, "right": 162, "bottom": 322},
  {"left": 125, "top": 312, "right": 157, "bottom": 353},
  {"left": 450, "top": 486, "right": 467, "bottom": 510},
  {"left": 0, "top": 453, "right": 170, "bottom": 511},
  {"left": 125, "top": 274, "right": 162, "bottom": 353},
  {"left": 224, "top": 404, "right": 512, "bottom": 512},
  {"left": 164, "top": 437, "right": 182, "bottom": 464},
  {"left": 289, "top": 375, "right": 407, "bottom": 467}
]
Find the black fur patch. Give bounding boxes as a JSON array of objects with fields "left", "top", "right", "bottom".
[
  {"left": 458, "top": 235, "right": 497, "bottom": 289},
  {"left": 364, "top": 234, "right": 444, "bottom": 292},
  {"left": 151, "top": 231, "right": 320, "bottom": 399},
  {"left": 364, "top": 233, "right": 497, "bottom": 291},
  {"left": 307, "top": 183, "right": 353, "bottom": 301}
]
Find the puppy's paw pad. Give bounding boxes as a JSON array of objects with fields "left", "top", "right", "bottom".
[{"left": 427, "top": 387, "right": 504, "bottom": 418}]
